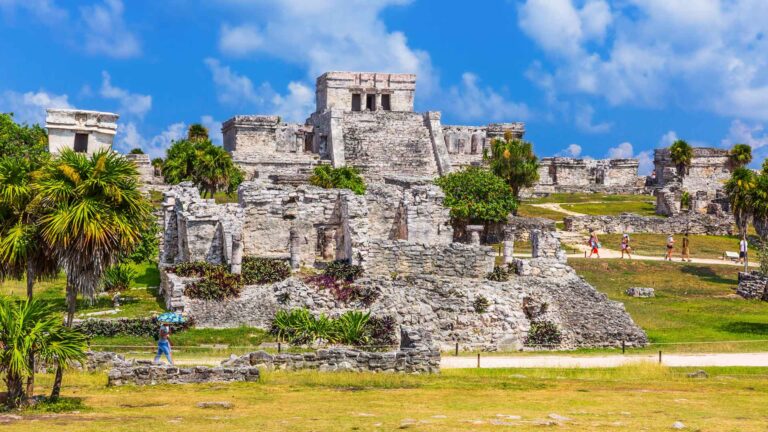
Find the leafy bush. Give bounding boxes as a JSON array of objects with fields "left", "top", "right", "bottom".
[
  {"left": 129, "top": 148, "right": 145, "bottom": 154},
  {"left": 324, "top": 260, "right": 364, "bottom": 282},
  {"left": 309, "top": 165, "right": 367, "bottom": 195},
  {"left": 102, "top": 263, "right": 137, "bottom": 292},
  {"left": 128, "top": 220, "right": 160, "bottom": 264},
  {"left": 170, "top": 261, "right": 221, "bottom": 278},
  {"left": 473, "top": 295, "right": 490, "bottom": 313},
  {"left": 368, "top": 315, "right": 397, "bottom": 348},
  {"left": 74, "top": 317, "right": 193, "bottom": 338},
  {"left": 486, "top": 265, "right": 511, "bottom": 282},
  {"left": 681, "top": 191, "right": 690, "bottom": 210},
  {"left": 184, "top": 267, "right": 243, "bottom": 300},
  {"left": 242, "top": 256, "right": 291, "bottom": 285},
  {"left": 759, "top": 241, "right": 768, "bottom": 275},
  {"left": 335, "top": 310, "right": 371, "bottom": 345},
  {"left": 524, "top": 321, "right": 562, "bottom": 347},
  {"left": 305, "top": 275, "right": 379, "bottom": 306},
  {"left": 435, "top": 166, "right": 518, "bottom": 223},
  {"left": 271, "top": 308, "right": 379, "bottom": 346}
]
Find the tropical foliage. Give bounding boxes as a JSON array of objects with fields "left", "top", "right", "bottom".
[
  {"left": 309, "top": 164, "right": 367, "bottom": 195},
  {"left": 669, "top": 139, "right": 693, "bottom": 176},
  {"left": 129, "top": 148, "right": 144, "bottom": 154},
  {"left": 483, "top": 132, "right": 539, "bottom": 201},
  {"left": 102, "top": 263, "right": 137, "bottom": 292},
  {"left": 0, "top": 113, "right": 48, "bottom": 162},
  {"left": 724, "top": 167, "right": 757, "bottom": 236},
  {"left": 525, "top": 320, "right": 562, "bottom": 347},
  {"left": 0, "top": 298, "right": 87, "bottom": 408},
  {"left": 729, "top": 143, "right": 753, "bottom": 168},
  {"left": 435, "top": 166, "right": 518, "bottom": 223},
  {"left": 241, "top": 257, "right": 292, "bottom": 285},
  {"left": 271, "top": 308, "right": 374, "bottom": 346}
]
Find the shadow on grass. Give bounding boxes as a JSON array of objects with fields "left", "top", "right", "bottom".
[
  {"left": 680, "top": 265, "right": 736, "bottom": 286},
  {"left": 134, "top": 264, "right": 161, "bottom": 287},
  {"left": 718, "top": 321, "right": 768, "bottom": 336}
]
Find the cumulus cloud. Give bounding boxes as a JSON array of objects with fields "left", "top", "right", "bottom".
[
  {"left": 658, "top": 130, "right": 679, "bottom": 147},
  {"left": 79, "top": 0, "right": 140, "bottom": 58},
  {"left": 215, "top": 0, "right": 436, "bottom": 95},
  {"left": 556, "top": 143, "right": 582, "bottom": 157},
  {"left": 115, "top": 121, "right": 187, "bottom": 159},
  {"left": 606, "top": 141, "right": 653, "bottom": 175},
  {"left": 573, "top": 104, "right": 611, "bottom": 133},
  {"left": 201, "top": 115, "right": 223, "bottom": 146},
  {"left": 721, "top": 119, "right": 768, "bottom": 167},
  {"left": 0, "top": 89, "right": 72, "bottom": 124},
  {"left": 100, "top": 71, "right": 152, "bottom": 117},
  {"left": 606, "top": 141, "right": 634, "bottom": 159},
  {"left": 0, "top": 0, "right": 67, "bottom": 25},
  {"left": 518, "top": 0, "right": 768, "bottom": 121},
  {"left": 205, "top": 58, "right": 314, "bottom": 122},
  {"left": 445, "top": 72, "right": 530, "bottom": 122}
]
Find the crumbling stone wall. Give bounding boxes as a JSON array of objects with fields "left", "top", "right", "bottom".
[
  {"left": 654, "top": 147, "right": 732, "bottom": 193},
  {"left": 737, "top": 271, "right": 768, "bottom": 301},
  {"left": 531, "top": 157, "right": 646, "bottom": 195},
  {"left": 364, "top": 240, "right": 495, "bottom": 279},
  {"left": 563, "top": 212, "right": 735, "bottom": 235},
  {"left": 108, "top": 362, "right": 260, "bottom": 386},
  {"left": 124, "top": 153, "right": 164, "bottom": 187}
]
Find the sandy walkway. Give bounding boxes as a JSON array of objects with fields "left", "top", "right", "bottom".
[
  {"left": 441, "top": 352, "right": 768, "bottom": 368},
  {"left": 528, "top": 202, "right": 585, "bottom": 216}
]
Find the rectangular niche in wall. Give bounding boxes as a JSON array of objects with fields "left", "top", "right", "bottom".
[
  {"left": 74, "top": 133, "right": 88, "bottom": 153},
  {"left": 351, "top": 93, "right": 361, "bottom": 111},
  {"left": 381, "top": 94, "right": 391, "bottom": 111},
  {"left": 366, "top": 94, "right": 376, "bottom": 111}
]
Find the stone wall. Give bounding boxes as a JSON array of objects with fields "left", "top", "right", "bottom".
[
  {"left": 46, "top": 108, "right": 118, "bottom": 155},
  {"left": 107, "top": 362, "right": 260, "bottom": 386},
  {"left": 531, "top": 157, "right": 646, "bottom": 195},
  {"left": 315, "top": 72, "right": 417, "bottom": 113},
  {"left": 563, "top": 212, "right": 735, "bottom": 235},
  {"left": 364, "top": 240, "right": 495, "bottom": 279},
  {"left": 222, "top": 328, "right": 439, "bottom": 374},
  {"left": 654, "top": 147, "right": 732, "bottom": 193},
  {"left": 124, "top": 153, "right": 164, "bottom": 186},
  {"left": 737, "top": 271, "right": 768, "bottom": 300}
]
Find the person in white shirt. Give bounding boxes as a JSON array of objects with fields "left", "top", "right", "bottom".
[{"left": 739, "top": 237, "right": 748, "bottom": 264}]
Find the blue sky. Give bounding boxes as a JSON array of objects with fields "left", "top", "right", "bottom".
[{"left": 2, "top": 0, "right": 768, "bottom": 172}]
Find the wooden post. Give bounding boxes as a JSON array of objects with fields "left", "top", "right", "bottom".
[
  {"left": 455, "top": 342, "right": 459, "bottom": 357},
  {"left": 278, "top": 342, "right": 282, "bottom": 354},
  {"left": 621, "top": 340, "right": 625, "bottom": 354},
  {"left": 658, "top": 350, "right": 662, "bottom": 364},
  {"left": 477, "top": 353, "right": 481, "bottom": 368}
]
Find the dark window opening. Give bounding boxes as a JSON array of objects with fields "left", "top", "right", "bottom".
[
  {"left": 381, "top": 94, "right": 391, "bottom": 111},
  {"left": 366, "top": 94, "right": 376, "bottom": 111},
  {"left": 351, "top": 94, "right": 361, "bottom": 111},
  {"left": 74, "top": 133, "right": 88, "bottom": 153}
]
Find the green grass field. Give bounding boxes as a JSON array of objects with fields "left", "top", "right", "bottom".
[
  {"left": 560, "top": 200, "right": 657, "bottom": 216},
  {"left": 516, "top": 203, "right": 568, "bottom": 221},
  {"left": 527, "top": 193, "right": 654, "bottom": 204},
  {"left": 6, "top": 366, "right": 768, "bottom": 431},
  {"left": 570, "top": 258, "right": 768, "bottom": 352},
  {"left": 597, "top": 233, "right": 745, "bottom": 259}
]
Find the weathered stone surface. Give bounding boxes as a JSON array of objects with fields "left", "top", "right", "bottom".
[
  {"left": 530, "top": 157, "right": 647, "bottom": 196},
  {"left": 45, "top": 108, "right": 118, "bottom": 155},
  {"left": 737, "top": 271, "right": 768, "bottom": 300},
  {"left": 625, "top": 287, "right": 655, "bottom": 298},
  {"left": 563, "top": 212, "right": 734, "bottom": 236},
  {"left": 107, "top": 362, "right": 260, "bottom": 386}
]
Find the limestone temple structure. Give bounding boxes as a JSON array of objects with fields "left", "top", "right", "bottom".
[
  {"left": 533, "top": 157, "right": 646, "bottom": 195},
  {"left": 45, "top": 108, "right": 118, "bottom": 155}
]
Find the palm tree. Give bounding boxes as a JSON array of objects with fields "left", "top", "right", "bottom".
[
  {"left": 187, "top": 123, "right": 209, "bottom": 142},
  {"left": 729, "top": 144, "right": 753, "bottom": 168},
  {"left": 35, "top": 149, "right": 152, "bottom": 399},
  {"left": 669, "top": 139, "right": 693, "bottom": 177},
  {"left": 0, "top": 297, "right": 87, "bottom": 408},
  {"left": 725, "top": 167, "right": 757, "bottom": 237},
  {"left": 0, "top": 157, "right": 59, "bottom": 398},
  {"left": 151, "top": 157, "right": 164, "bottom": 177},
  {"left": 194, "top": 144, "right": 242, "bottom": 198},
  {"left": 752, "top": 171, "right": 768, "bottom": 241},
  {"left": 484, "top": 132, "right": 540, "bottom": 208},
  {"left": 162, "top": 139, "right": 196, "bottom": 184}
]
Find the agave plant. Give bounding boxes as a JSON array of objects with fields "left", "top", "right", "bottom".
[{"left": 335, "top": 310, "right": 371, "bottom": 346}]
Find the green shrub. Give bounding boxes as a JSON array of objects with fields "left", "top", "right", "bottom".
[
  {"left": 242, "top": 256, "right": 291, "bottom": 285},
  {"left": 170, "top": 261, "right": 221, "bottom": 278},
  {"left": 336, "top": 310, "right": 371, "bottom": 345},
  {"left": 309, "top": 165, "right": 367, "bottom": 195},
  {"left": 368, "top": 315, "right": 397, "bottom": 348},
  {"left": 271, "top": 308, "right": 380, "bottom": 346},
  {"left": 74, "top": 317, "right": 193, "bottom": 338},
  {"left": 759, "top": 241, "right": 768, "bottom": 275},
  {"left": 524, "top": 321, "right": 562, "bottom": 347},
  {"left": 324, "top": 260, "right": 364, "bottom": 282},
  {"left": 681, "top": 191, "right": 691, "bottom": 209},
  {"left": 129, "top": 148, "right": 144, "bottom": 154},
  {"left": 102, "top": 263, "right": 137, "bottom": 292},
  {"left": 184, "top": 267, "right": 243, "bottom": 300},
  {"left": 486, "top": 266, "right": 511, "bottom": 282},
  {"left": 435, "top": 166, "right": 518, "bottom": 223},
  {"left": 473, "top": 295, "right": 490, "bottom": 313}
]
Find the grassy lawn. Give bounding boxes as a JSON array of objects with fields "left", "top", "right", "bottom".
[
  {"left": 90, "top": 326, "right": 273, "bottom": 352},
  {"left": 570, "top": 258, "right": 768, "bottom": 353},
  {"left": 8, "top": 366, "right": 768, "bottom": 431},
  {"left": 560, "top": 200, "right": 657, "bottom": 217},
  {"left": 0, "top": 262, "right": 165, "bottom": 319},
  {"left": 598, "top": 233, "right": 745, "bottom": 259},
  {"left": 517, "top": 203, "right": 567, "bottom": 221},
  {"left": 528, "top": 193, "right": 654, "bottom": 204}
]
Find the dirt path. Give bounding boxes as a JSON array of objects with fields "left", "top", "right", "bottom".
[
  {"left": 441, "top": 352, "right": 768, "bottom": 368},
  {"left": 561, "top": 240, "right": 758, "bottom": 267},
  {"left": 528, "top": 202, "right": 585, "bottom": 216}
]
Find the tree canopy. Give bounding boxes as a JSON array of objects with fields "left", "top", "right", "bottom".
[
  {"left": 483, "top": 133, "right": 539, "bottom": 203},
  {"left": 669, "top": 139, "right": 693, "bottom": 176},
  {"left": 729, "top": 144, "right": 753, "bottom": 168},
  {"left": 435, "top": 166, "right": 518, "bottom": 224},
  {"left": 0, "top": 113, "right": 49, "bottom": 163},
  {"left": 308, "top": 165, "right": 367, "bottom": 195}
]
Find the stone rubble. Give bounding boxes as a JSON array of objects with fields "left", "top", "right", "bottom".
[{"left": 107, "top": 361, "right": 260, "bottom": 386}]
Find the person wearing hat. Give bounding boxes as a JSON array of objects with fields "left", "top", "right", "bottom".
[
  {"left": 620, "top": 233, "right": 632, "bottom": 259},
  {"left": 153, "top": 322, "right": 174, "bottom": 365}
]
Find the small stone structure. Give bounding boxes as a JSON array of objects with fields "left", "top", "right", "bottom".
[
  {"left": 222, "top": 328, "right": 440, "bottom": 374},
  {"left": 625, "top": 287, "right": 655, "bottom": 298},
  {"left": 124, "top": 153, "right": 165, "bottom": 187},
  {"left": 563, "top": 212, "right": 734, "bottom": 236},
  {"left": 107, "top": 361, "right": 260, "bottom": 386},
  {"left": 737, "top": 271, "right": 768, "bottom": 300},
  {"left": 45, "top": 108, "right": 118, "bottom": 155},
  {"left": 531, "top": 157, "right": 647, "bottom": 196}
]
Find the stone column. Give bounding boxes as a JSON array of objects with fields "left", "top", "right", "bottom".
[
  {"left": 502, "top": 226, "right": 516, "bottom": 265},
  {"left": 322, "top": 227, "right": 336, "bottom": 260},
  {"left": 230, "top": 233, "right": 243, "bottom": 275},
  {"left": 289, "top": 227, "right": 301, "bottom": 269},
  {"left": 467, "top": 225, "right": 484, "bottom": 245}
]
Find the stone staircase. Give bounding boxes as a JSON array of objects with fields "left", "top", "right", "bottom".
[{"left": 341, "top": 111, "right": 438, "bottom": 180}]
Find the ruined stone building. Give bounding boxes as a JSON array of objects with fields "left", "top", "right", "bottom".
[
  {"left": 533, "top": 157, "right": 645, "bottom": 195},
  {"left": 222, "top": 72, "right": 524, "bottom": 183},
  {"left": 45, "top": 108, "right": 118, "bottom": 155}
]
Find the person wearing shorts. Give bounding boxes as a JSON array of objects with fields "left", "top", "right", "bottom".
[
  {"left": 588, "top": 231, "right": 600, "bottom": 258},
  {"left": 739, "top": 237, "right": 748, "bottom": 264},
  {"left": 665, "top": 235, "right": 675, "bottom": 261},
  {"left": 153, "top": 323, "right": 174, "bottom": 365},
  {"left": 620, "top": 234, "right": 632, "bottom": 259}
]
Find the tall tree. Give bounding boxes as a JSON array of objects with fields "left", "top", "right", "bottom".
[
  {"left": 162, "top": 136, "right": 244, "bottom": 197},
  {"left": 729, "top": 144, "right": 753, "bottom": 168},
  {"left": 187, "top": 123, "right": 209, "bottom": 142},
  {"left": 0, "top": 113, "right": 48, "bottom": 160},
  {"left": 151, "top": 157, "right": 164, "bottom": 176},
  {"left": 484, "top": 132, "right": 539, "bottom": 207},
  {"left": 35, "top": 149, "right": 152, "bottom": 399},
  {"left": 725, "top": 167, "right": 757, "bottom": 237},
  {"left": 669, "top": 139, "right": 693, "bottom": 177},
  {"left": 0, "top": 297, "right": 87, "bottom": 408}
]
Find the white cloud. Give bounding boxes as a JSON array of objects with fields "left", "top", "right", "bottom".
[
  {"left": 0, "top": 0, "right": 67, "bottom": 25},
  {"left": 636, "top": 150, "right": 654, "bottom": 176},
  {"left": 79, "top": 0, "right": 140, "bottom": 58},
  {"left": 606, "top": 141, "right": 634, "bottom": 159},
  {"left": 0, "top": 89, "right": 72, "bottom": 124},
  {"left": 205, "top": 58, "right": 314, "bottom": 122},
  {"left": 556, "top": 143, "right": 582, "bottom": 157},
  {"left": 100, "top": 71, "right": 152, "bottom": 117},
  {"left": 201, "top": 115, "right": 223, "bottom": 146},
  {"left": 115, "top": 121, "right": 187, "bottom": 159},
  {"left": 721, "top": 119, "right": 768, "bottom": 149},
  {"left": 573, "top": 104, "right": 611, "bottom": 133},
  {"left": 445, "top": 72, "right": 530, "bottom": 122},
  {"left": 518, "top": 0, "right": 768, "bottom": 121},
  {"left": 215, "top": 0, "right": 436, "bottom": 95},
  {"left": 658, "top": 130, "right": 679, "bottom": 147},
  {"left": 606, "top": 141, "right": 654, "bottom": 175}
]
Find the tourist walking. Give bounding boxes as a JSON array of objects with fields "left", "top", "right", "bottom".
[
  {"left": 620, "top": 233, "right": 632, "bottom": 259},
  {"left": 681, "top": 233, "right": 691, "bottom": 262},
  {"left": 588, "top": 231, "right": 600, "bottom": 258},
  {"left": 665, "top": 235, "right": 675, "bottom": 261},
  {"left": 739, "top": 236, "right": 749, "bottom": 264},
  {"left": 153, "top": 322, "right": 174, "bottom": 365}
]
